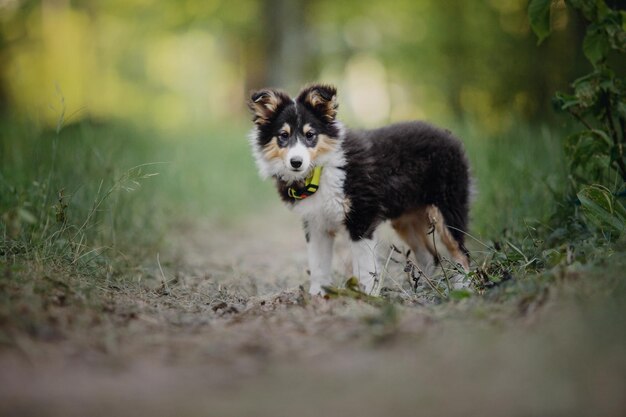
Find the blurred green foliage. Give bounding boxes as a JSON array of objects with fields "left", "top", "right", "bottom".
[
  {"left": 530, "top": 0, "right": 625, "bottom": 184},
  {"left": 0, "top": 0, "right": 595, "bottom": 132},
  {"left": 0, "top": 116, "right": 567, "bottom": 272},
  {"left": 0, "top": 119, "right": 271, "bottom": 269},
  {"left": 529, "top": 0, "right": 625, "bottom": 238}
]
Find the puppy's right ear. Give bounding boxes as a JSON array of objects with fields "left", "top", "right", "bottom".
[{"left": 247, "top": 89, "right": 291, "bottom": 126}]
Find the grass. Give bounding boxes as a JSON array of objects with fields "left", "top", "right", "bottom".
[
  {"left": 0, "top": 118, "right": 274, "bottom": 264},
  {"left": 459, "top": 121, "right": 568, "bottom": 237},
  {"left": 0, "top": 115, "right": 600, "bottom": 303}
]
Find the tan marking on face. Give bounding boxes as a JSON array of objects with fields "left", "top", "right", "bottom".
[
  {"left": 302, "top": 123, "right": 313, "bottom": 135},
  {"left": 280, "top": 123, "right": 291, "bottom": 136},
  {"left": 308, "top": 134, "right": 336, "bottom": 162},
  {"left": 263, "top": 137, "right": 288, "bottom": 162}
]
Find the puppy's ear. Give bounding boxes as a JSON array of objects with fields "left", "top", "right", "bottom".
[
  {"left": 297, "top": 84, "right": 338, "bottom": 122},
  {"left": 247, "top": 89, "right": 291, "bottom": 126}
]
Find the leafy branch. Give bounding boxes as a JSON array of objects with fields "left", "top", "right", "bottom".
[{"left": 529, "top": 0, "right": 626, "bottom": 183}]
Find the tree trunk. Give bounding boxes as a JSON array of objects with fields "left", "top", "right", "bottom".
[{"left": 264, "top": 0, "right": 309, "bottom": 91}]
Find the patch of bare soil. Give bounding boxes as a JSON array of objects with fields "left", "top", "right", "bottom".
[{"left": 1, "top": 208, "right": 625, "bottom": 417}]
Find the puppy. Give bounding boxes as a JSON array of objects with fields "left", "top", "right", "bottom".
[{"left": 247, "top": 84, "right": 471, "bottom": 295}]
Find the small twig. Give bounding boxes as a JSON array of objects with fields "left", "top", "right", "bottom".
[
  {"left": 403, "top": 261, "right": 421, "bottom": 292},
  {"left": 602, "top": 100, "right": 626, "bottom": 181},
  {"left": 404, "top": 249, "right": 413, "bottom": 287},
  {"left": 156, "top": 252, "right": 169, "bottom": 291}
]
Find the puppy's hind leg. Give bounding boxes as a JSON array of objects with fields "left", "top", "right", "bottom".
[
  {"left": 426, "top": 205, "right": 469, "bottom": 272},
  {"left": 391, "top": 209, "right": 438, "bottom": 276},
  {"left": 426, "top": 205, "right": 472, "bottom": 290}
]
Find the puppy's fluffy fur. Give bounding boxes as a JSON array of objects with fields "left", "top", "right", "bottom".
[{"left": 248, "top": 84, "right": 471, "bottom": 295}]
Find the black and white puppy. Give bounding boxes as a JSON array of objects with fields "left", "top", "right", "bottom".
[{"left": 247, "top": 84, "right": 471, "bottom": 295}]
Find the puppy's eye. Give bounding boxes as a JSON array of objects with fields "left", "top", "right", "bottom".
[
  {"left": 305, "top": 131, "right": 316, "bottom": 140},
  {"left": 279, "top": 131, "right": 289, "bottom": 140}
]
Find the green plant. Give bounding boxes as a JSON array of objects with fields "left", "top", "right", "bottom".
[
  {"left": 0, "top": 119, "right": 162, "bottom": 277},
  {"left": 528, "top": 0, "right": 626, "bottom": 239},
  {"left": 577, "top": 184, "right": 626, "bottom": 234},
  {"left": 529, "top": 0, "right": 626, "bottom": 185}
]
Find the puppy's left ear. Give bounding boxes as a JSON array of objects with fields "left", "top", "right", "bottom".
[{"left": 297, "top": 84, "right": 338, "bottom": 122}]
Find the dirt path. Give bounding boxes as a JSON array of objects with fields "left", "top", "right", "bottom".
[{"left": 1, "top": 208, "right": 625, "bottom": 417}]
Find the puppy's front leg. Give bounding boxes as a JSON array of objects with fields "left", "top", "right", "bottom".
[
  {"left": 351, "top": 237, "right": 379, "bottom": 295},
  {"left": 306, "top": 223, "right": 335, "bottom": 295}
]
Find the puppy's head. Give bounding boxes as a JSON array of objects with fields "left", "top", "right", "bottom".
[{"left": 247, "top": 84, "right": 343, "bottom": 182}]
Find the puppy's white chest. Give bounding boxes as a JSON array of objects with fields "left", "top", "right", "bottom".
[{"left": 292, "top": 166, "right": 347, "bottom": 230}]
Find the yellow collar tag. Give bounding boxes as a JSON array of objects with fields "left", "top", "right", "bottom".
[{"left": 287, "top": 166, "right": 323, "bottom": 200}]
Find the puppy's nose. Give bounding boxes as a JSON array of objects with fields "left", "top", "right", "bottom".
[{"left": 290, "top": 157, "right": 303, "bottom": 169}]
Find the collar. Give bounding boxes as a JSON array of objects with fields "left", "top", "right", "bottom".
[{"left": 288, "top": 166, "right": 323, "bottom": 200}]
